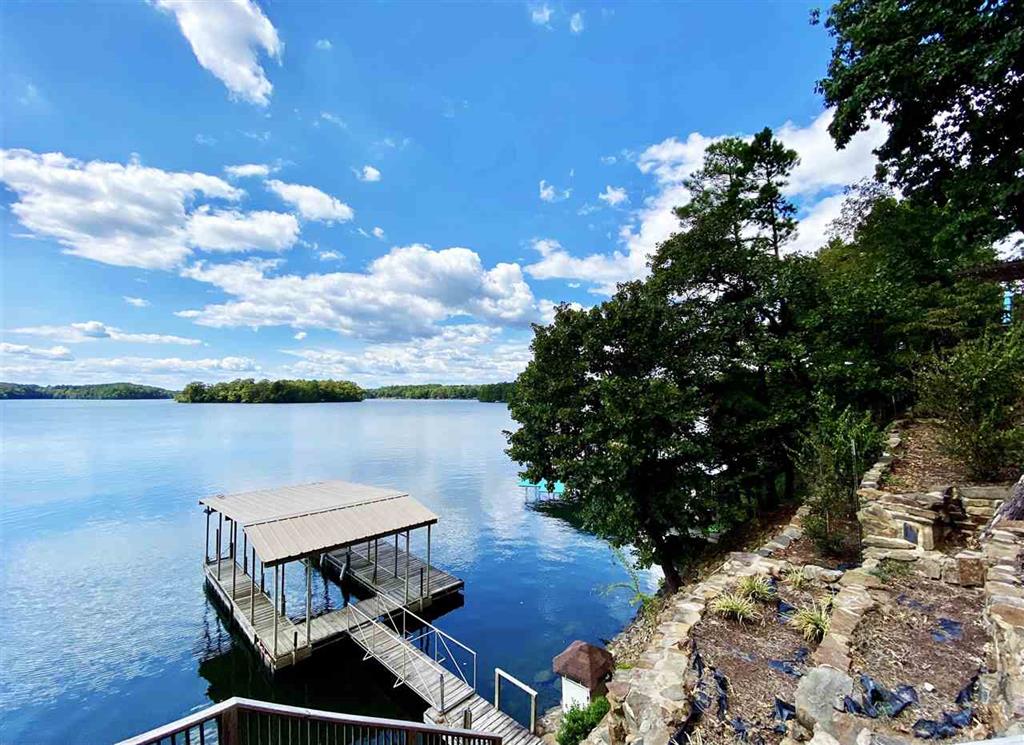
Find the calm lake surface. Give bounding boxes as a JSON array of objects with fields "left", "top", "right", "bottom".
[{"left": 0, "top": 399, "right": 654, "bottom": 744}]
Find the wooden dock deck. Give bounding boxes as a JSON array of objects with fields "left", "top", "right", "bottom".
[
  {"left": 425, "top": 695, "right": 546, "bottom": 745},
  {"left": 324, "top": 541, "right": 464, "bottom": 608}
]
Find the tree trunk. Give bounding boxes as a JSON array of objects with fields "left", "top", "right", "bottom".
[
  {"left": 650, "top": 531, "right": 682, "bottom": 593},
  {"left": 783, "top": 460, "right": 796, "bottom": 501}
]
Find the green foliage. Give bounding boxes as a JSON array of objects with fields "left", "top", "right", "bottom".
[
  {"left": 710, "top": 592, "right": 757, "bottom": 623},
  {"left": 0, "top": 382, "right": 173, "bottom": 400},
  {"left": 869, "top": 558, "right": 913, "bottom": 585},
  {"left": 917, "top": 325, "right": 1024, "bottom": 480},
  {"left": 604, "top": 547, "right": 660, "bottom": 621},
  {"left": 175, "top": 378, "right": 364, "bottom": 404},
  {"left": 507, "top": 282, "right": 716, "bottom": 592},
  {"left": 737, "top": 575, "right": 777, "bottom": 603},
  {"left": 363, "top": 382, "right": 514, "bottom": 402},
  {"left": 791, "top": 600, "right": 831, "bottom": 642},
  {"left": 795, "top": 396, "right": 883, "bottom": 557},
  {"left": 784, "top": 568, "right": 810, "bottom": 591},
  {"left": 806, "top": 188, "right": 1004, "bottom": 415},
  {"left": 817, "top": 0, "right": 1024, "bottom": 245},
  {"left": 556, "top": 697, "right": 610, "bottom": 745}
]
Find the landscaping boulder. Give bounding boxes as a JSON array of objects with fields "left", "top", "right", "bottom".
[{"left": 796, "top": 666, "right": 854, "bottom": 736}]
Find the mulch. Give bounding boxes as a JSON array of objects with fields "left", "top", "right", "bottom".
[
  {"left": 686, "top": 580, "right": 829, "bottom": 744},
  {"left": 882, "top": 419, "right": 1007, "bottom": 492},
  {"left": 848, "top": 574, "right": 988, "bottom": 733}
]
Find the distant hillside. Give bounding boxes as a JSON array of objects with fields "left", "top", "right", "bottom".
[
  {"left": 0, "top": 382, "right": 175, "bottom": 400},
  {"left": 363, "top": 382, "right": 514, "bottom": 403}
]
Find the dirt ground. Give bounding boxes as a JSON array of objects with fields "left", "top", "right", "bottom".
[
  {"left": 773, "top": 535, "right": 856, "bottom": 571},
  {"left": 848, "top": 574, "right": 988, "bottom": 733},
  {"left": 686, "top": 579, "right": 830, "bottom": 744},
  {"left": 882, "top": 419, "right": 1007, "bottom": 492}
]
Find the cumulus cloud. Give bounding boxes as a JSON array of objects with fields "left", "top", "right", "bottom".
[
  {"left": 186, "top": 208, "right": 299, "bottom": 252},
  {"left": 315, "top": 39, "right": 332, "bottom": 50},
  {"left": 355, "top": 165, "right": 381, "bottom": 182},
  {"left": 0, "top": 352, "right": 260, "bottom": 388},
  {"left": 154, "top": 0, "right": 282, "bottom": 106},
  {"left": 318, "top": 250, "right": 344, "bottom": 261},
  {"left": 0, "top": 342, "right": 73, "bottom": 361},
  {"left": 372, "top": 227, "right": 385, "bottom": 240},
  {"left": 9, "top": 320, "right": 202, "bottom": 346},
  {"left": 294, "top": 331, "right": 307, "bottom": 340},
  {"left": 265, "top": 179, "right": 354, "bottom": 222},
  {"left": 284, "top": 325, "right": 532, "bottom": 384},
  {"left": 124, "top": 296, "right": 150, "bottom": 308},
  {"left": 598, "top": 185, "right": 628, "bottom": 207},
  {"left": 0, "top": 148, "right": 242, "bottom": 269},
  {"left": 225, "top": 163, "right": 270, "bottom": 178},
  {"left": 539, "top": 179, "right": 571, "bottom": 203},
  {"left": 526, "top": 110, "right": 886, "bottom": 293},
  {"left": 570, "top": 12, "right": 584, "bottom": 34},
  {"left": 177, "top": 245, "right": 550, "bottom": 341}
]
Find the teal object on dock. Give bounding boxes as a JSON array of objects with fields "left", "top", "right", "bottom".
[{"left": 518, "top": 479, "right": 566, "bottom": 495}]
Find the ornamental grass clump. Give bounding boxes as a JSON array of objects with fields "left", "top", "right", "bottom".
[
  {"left": 711, "top": 592, "right": 757, "bottom": 623},
  {"left": 738, "top": 574, "right": 777, "bottom": 603},
  {"left": 785, "top": 567, "right": 810, "bottom": 591},
  {"left": 791, "top": 600, "right": 831, "bottom": 642}
]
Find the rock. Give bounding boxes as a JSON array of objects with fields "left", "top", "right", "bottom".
[
  {"left": 839, "top": 569, "right": 883, "bottom": 589},
  {"left": 796, "top": 666, "right": 854, "bottom": 736},
  {"left": 917, "top": 555, "right": 942, "bottom": 580},
  {"left": 804, "top": 565, "right": 843, "bottom": 583},
  {"left": 808, "top": 724, "right": 842, "bottom": 745},
  {"left": 863, "top": 535, "right": 917, "bottom": 550},
  {"left": 923, "top": 682, "right": 935, "bottom": 693},
  {"left": 955, "top": 551, "right": 986, "bottom": 587},
  {"left": 812, "top": 634, "right": 851, "bottom": 672}
]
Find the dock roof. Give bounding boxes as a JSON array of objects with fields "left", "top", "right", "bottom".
[{"left": 200, "top": 480, "right": 438, "bottom": 566}]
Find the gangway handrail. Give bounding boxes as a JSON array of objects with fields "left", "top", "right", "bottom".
[
  {"left": 117, "top": 696, "right": 503, "bottom": 745},
  {"left": 494, "top": 667, "right": 538, "bottom": 735}
]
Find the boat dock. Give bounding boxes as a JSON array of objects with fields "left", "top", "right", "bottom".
[{"left": 200, "top": 479, "right": 543, "bottom": 745}]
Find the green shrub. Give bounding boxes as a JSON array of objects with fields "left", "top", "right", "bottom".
[
  {"left": 710, "top": 591, "right": 757, "bottom": 623},
  {"left": 917, "top": 325, "right": 1024, "bottom": 481},
  {"left": 869, "top": 558, "right": 913, "bottom": 584},
  {"left": 556, "top": 697, "right": 610, "bottom": 745},
  {"left": 791, "top": 600, "right": 831, "bottom": 642},
  {"left": 738, "top": 574, "right": 777, "bottom": 603},
  {"left": 796, "top": 395, "right": 883, "bottom": 556}
]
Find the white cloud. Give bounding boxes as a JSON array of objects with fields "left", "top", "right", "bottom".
[
  {"left": 225, "top": 163, "right": 270, "bottom": 178},
  {"left": 294, "top": 331, "right": 307, "bottom": 340},
  {"left": 539, "top": 179, "right": 571, "bottom": 203},
  {"left": 318, "top": 250, "right": 344, "bottom": 261},
  {"left": 284, "top": 325, "right": 531, "bottom": 385},
  {"left": 526, "top": 110, "right": 886, "bottom": 292},
  {"left": 186, "top": 207, "right": 299, "bottom": 252},
  {"left": 265, "top": 179, "right": 354, "bottom": 222},
  {"left": 155, "top": 0, "right": 282, "bottom": 106},
  {"left": 242, "top": 130, "right": 270, "bottom": 143},
  {"left": 8, "top": 320, "right": 201, "bottom": 346},
  {"left": 194, "top": 133, "right": 217, "bottom": 146},
  {"left": 0, "top": 148, "right": 242, "bottom": 269},
  {"left": 525, "top": 238, "right": 632, "bottom": 295},
  {"left": 600, "top": 155, "right": 617, "bottom": 165},
  {"left": 315, "top": 39, "right": 332, "bottom": 50},
  {"left": 177, "top": 244, "right": 550, "bottom": 341},
  {"left": 570, "top": 12, "right": 584, "bottom": 34},
  {"left": 598, "top": 185, "right": 628, "bottom": 207},
  {"left": 530, "top": 4, "right": 553, "bottom": 26},
  {"left": 320, "top": 112, "right": 346, "bottom": 128},
  {"left": 355, "top": 165, "right": 381, "bottom": 182},
  {"left": 123, "top": 296, "right": 150, "bottom": 308},
  {"left": 0, "top": 342, "right": 73, "bottom": 361},
  {"left": 372, "top": 226, "right": 385, "bottom": 240},
  {"left": 0, "top": 353, "right": 260, "bottom": 388}
]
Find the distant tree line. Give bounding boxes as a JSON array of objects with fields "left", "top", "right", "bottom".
[
  {"left": 0, "top": 382, "right": 173, "bottom": 400},
  {"left": 363, "top": 383, "right": 515, "bottom": 403},
  {"left": 176, "top": 378, "right": 364, "bottom": 403}
]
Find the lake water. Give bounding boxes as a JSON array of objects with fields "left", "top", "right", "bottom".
[{"left": 0, "top": 399, "right": 654, "bottom": 744}]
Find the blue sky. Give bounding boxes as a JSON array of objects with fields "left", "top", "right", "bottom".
[{"left": 0, "top": 0, "right": 885, "bottom": 388}]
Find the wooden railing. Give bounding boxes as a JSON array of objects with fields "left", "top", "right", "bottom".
[{"left": 117, "top": 697, "right": 503, "bottom": 745}]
